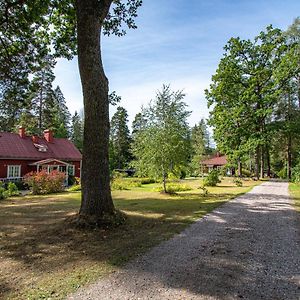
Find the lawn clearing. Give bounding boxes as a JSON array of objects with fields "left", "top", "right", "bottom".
[
  {"left": 0, "top": 177, "right": 259, "bottom": 300},
  {"left": 289, "top": 182, "right": 300, "bottom": 213}
]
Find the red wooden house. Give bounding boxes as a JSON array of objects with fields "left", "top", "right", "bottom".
[{"left": 0, "top": 127, "right": 82, "bottom": 182}]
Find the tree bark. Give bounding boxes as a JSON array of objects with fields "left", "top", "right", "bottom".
[
  {"left": 287, "top": 134, "right": 292, "bottom": 180},
  {"left": 255, "top": 147, "right": 260, "bottom": 180},
  {"left": 237, "top": 158, "right": 242, "bottom": 178},
  {"left": 76, "top": 0, "right": 116, "bottom": 226},
  {"left": 266, "top": 147, "right": 271, "bottom": 177},
  {"left": 163, "top": 172, "right": 167, "bottom": 193},
  {"left": 260, "top": 145, "right": 264, "bottom": 179}
]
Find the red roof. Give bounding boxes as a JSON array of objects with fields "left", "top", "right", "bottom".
[
  {"left": 201, "top": 155, "right": 227, "bottom": 166},
  {"left": 0, "top": 132, "right": 82, "bottom": 161}
]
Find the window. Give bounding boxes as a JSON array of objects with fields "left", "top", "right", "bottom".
[
  {"left": 68, "top": 165, "right": 75, "bottom": 176},
  {"left": 7, "top": 165, "right": 21, "bottom": 178}
]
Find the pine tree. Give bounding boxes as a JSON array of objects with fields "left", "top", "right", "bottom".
[
  {"left": 29, "top": 56, "right": 56, "bottom": 134},
  {"left": 110, "top": 106, "right": 131, "bottom": 170},
  {"left": 71, "top": 111, "right": 83, "bottom": 151},
  {"left": 52, "top": 86, "right": 71, "bottom": 137},
  {"left": 189, "top": 119, "right": 210, "bottom": 175}
]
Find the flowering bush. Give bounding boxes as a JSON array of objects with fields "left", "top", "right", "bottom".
[{"left": 24, "top": 170, "right": 65, "bottom": 194}]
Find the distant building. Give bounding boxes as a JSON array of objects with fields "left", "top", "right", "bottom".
[
  {"left": 201, "top": 153, "right": 234, "bottom": 175},
  {"left": 0, "top": 127, "right": 82, "bottom": 182}
]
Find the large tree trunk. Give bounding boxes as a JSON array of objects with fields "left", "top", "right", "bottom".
[{"left": 76, "top": 0, "right": 117, "bottom": 226}]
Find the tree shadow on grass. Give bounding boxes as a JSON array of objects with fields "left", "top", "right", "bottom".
[{"left": 0, "top": 189, "right": 299, "bottom": 300}]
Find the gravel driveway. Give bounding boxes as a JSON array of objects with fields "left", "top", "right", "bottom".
[{"left": 69, "top": 181, "right": 300, "bottom": 300}]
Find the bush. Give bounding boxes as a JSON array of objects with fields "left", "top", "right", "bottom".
[
  {"left": 0, "top": 182, "right": 7, "bottom": 200},
  {"left": 24, "top": 170, "right": 65, "bottom": 195},
  {"left": 131, "top": 177, "right": 156, "bottom": 185},
  {"left": 111, "top": 171, "right": 128, "bottom": 179},
  {"left": 111, "top": 178, "right": 142, "bottom": 190},
  {"left": 6, "top": 182, "right": 19, "bottom": 196},
  {"left": 233, "top": 178, "right": 243, "bottom": 187},
  {"left": 155, "top": 183, "right": 192, "bottom": 193},
  {"left": 203, "top": 170, "right": 221, "bottom": 187},
  {"left": 198, "top": 185, "right": 209, "bottom": 196},
  {"left": 242, "top": 169, "right": 251, "bottom": 177},
  {"left": 292, "top": 163, "right": 300, "bottom": 183},
  {"left": 67, "top": 184, "right": 81, "bottom": 192},
  {"left": 0, "top": 182, "right": 19, "bottom": 199},
  {"left": 278, "top": 168, "right": 287, "bottom": 179}
]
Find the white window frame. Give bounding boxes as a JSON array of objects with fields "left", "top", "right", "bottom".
[
  {"left": 68, "top": 165, "right": 75, "bottom": 176},
  {"left": 7, "top": 165, "right": 21, "bottom": 178}
]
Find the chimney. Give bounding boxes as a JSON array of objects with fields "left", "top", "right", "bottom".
[
  {"left": 43, "top": 129, "right": 53, "bottom": 143},
  {"left": 32, "top": 135, "right": 38, "bottom": 143},
  {"left": 18, "top": 126, "right": 25, "bottom": 138}
]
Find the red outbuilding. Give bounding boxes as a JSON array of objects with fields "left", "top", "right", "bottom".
[{"left": 0, "top": 127, "right": 82, "bottom": 182}]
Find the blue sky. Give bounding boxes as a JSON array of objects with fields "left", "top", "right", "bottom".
[{"left": 54, "top": 0, "right": 300, "bottom": 128}]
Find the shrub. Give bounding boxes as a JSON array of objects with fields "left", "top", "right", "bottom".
[
  {"left": 131, "top": 177, "right": 156, "bottom": 185},
  {"left": 6, "top": 182, "right": 19, "bottom": 196},
  {"left": 233, "top": 178, "right": 243, "bottom": 187},
  {"left": 242, "top": 169, "right": 251, "bottom": 177},
  {"left": 111, "top": 171, "right": 128, "bottom": 179},
  {"left": 24, "top": 170, "right": 65, "bottom": 195},
  {"left": 278, "top": 168, "right": 287, "bottom": 179},
  {"left": 0, "top": 182, "right": 19, "bottom": 199},
  {"left": 67, "top": 184, "right": 82, "bottom": 192},
  {"left": 111, "top": 178, "right": 142, "bottom": 190},
  {"left": 203, "top": 170, "right": 221, "bottom": 187},
  {"left": 155, "top": 183, "right": 192, "bottom": 193},
  {"left": 198, "top": 185, "right": 209, "bottom": 196},
  {"left": 0, "top": 182, "right": 7, "bottom": 200},
  {"left": 292, "top": 163, "right": 300, "bottom": 183}
]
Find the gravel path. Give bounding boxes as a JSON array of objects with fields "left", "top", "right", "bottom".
[{"left": 69, "top": 181, "right": 300, "bottom": 300}]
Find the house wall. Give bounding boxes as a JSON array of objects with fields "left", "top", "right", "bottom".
[
  {"left": 0, "top": 159, "right": 81, "bottom": 179},
  {"left": 0, "top": 159, "right": 36, "bottom": 179}
]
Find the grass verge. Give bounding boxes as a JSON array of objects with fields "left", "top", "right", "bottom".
[
  {"left": 289, "top": 182, "right": 300, "bottom": 213},
  {"left": 0, "top": 177, "right": 259, "bottom": 300}
]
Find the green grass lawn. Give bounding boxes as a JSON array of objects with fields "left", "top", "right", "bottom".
[
  {"left": 0, "top": 177, "right": 259, "bottom": 300},
  {"left": 289, "top": 182, "right": 300, "bottom": 212}
]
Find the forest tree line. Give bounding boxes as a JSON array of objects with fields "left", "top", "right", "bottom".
[{"left": 206, "top": 18, "right": 300, "bottom": 180}]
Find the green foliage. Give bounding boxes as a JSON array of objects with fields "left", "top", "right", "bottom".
[
  {"left": 189, "top": 119, "right": 211, "bottom": 175},
  {"left": 67, "top": 184, "right": 82, "bottom": 192},
  {"left": 155, "top": 183, "right": 192, "bottom": 194},
  {"left": 292, "top": 163, "right": 300, "bottom": 183},
  {"left": 198, "top": 185, "right": 209, "bottom": 196},
  {"left": 111, "top": 170, "right": 128, "bottom": 179},
  {"left": 0, "top": 182, "right": 19, "bottom": 199},
  {"left": 278, "top": 168, "right": 288, "bottom": 179},
  {"left": 24, "top": 170, "right": 65, "bottom": 195},
  {"left": 242, "top": 169, "right": 252, "bottom": 177},
  {"left": 6, "top": 182, "right": 19, "bottom": 196},
  {"left": 132, "top": 178, "right": 156, "bottom": 184},
  {"left": 71, "top": 111, "right": 83, "bottom": 152},
  {"left": 233, "top": 178, "right": 243, "bottom": 187},
  {"left": 110, "top": 106, "right": 132, "bottom": 170},
  {"left": 132, "top": 85, "right": 191, "bottom": 189},
  {"left": 111, "top": 178, "right": 141, "bottom": 190},
  {"left": 206, "top": 22, "right": 300, "bottom": 180},
  {"left": 203, "top": 170, "right": 221, "bottom": 187},
  {"left": 0, "top": 182, "right": 7, "bottom": 200}
]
